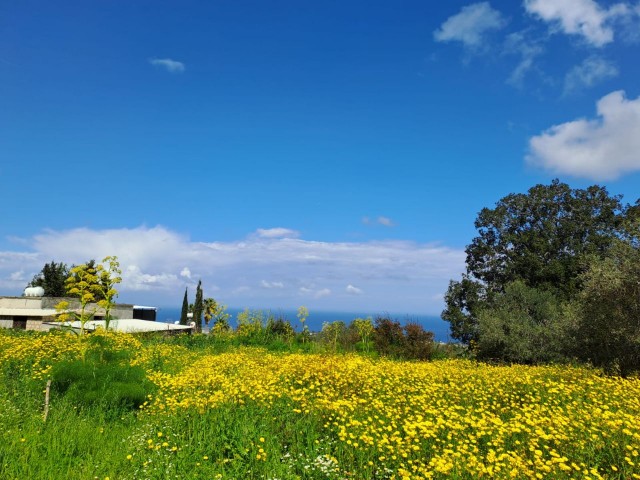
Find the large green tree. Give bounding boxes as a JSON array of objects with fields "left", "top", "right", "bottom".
[
  {"left": 443, "top": 180, "right": 629, "bottom": 344},
  {"left": 28, "top": 261, "right": 69, "bottom": 297}
]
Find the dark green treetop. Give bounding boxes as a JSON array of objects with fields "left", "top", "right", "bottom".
[
  {"left": 443, "top": 179, "right": 631, "bottom": 344},
  {"left": 28, "top": 261, "right": 70, "bottom": 297}
]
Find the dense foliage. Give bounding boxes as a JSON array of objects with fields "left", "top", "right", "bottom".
[
  {"left": 28, "top": 261, "right": 69, "bottom": 297},
  {"left": 442, "top": 180, "right": 640, "bottom": 375}
]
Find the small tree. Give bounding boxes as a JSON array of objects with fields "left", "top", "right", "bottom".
[{"left": 180, "top": 288, "right": 189, "bottom": 325}]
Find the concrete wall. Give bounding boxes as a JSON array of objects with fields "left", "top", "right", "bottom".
[
  {"left": 39, "top": 297, "right": 134, "bottom": 318},
  {"left": 0, "top": 297, "right": 43, "bottom": 309},
  {"left": 26, "top": 319, "right": 48, "bottom": 331}
]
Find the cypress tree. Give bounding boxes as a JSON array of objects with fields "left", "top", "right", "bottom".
[
  {"left": 193, "top": 280, "right": 204, "bottom": 333},
  {"left": 180, "top": 287, "right": 189, "bottom": 325}
]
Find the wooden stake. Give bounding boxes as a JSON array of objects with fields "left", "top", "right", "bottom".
[{"left": 43, "top": 379, "right": 51, "bottom": 422}]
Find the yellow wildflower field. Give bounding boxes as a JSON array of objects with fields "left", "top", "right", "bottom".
[{"left": 2, "top": 331, "right": 639, "bottom": 479}]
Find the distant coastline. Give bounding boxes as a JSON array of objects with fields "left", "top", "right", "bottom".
[{"left": 155, "top": 307, "right": 451, "bottom": 342}]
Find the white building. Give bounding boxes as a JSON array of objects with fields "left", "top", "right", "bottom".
[{"left": 0, "top": 292, "right": 192, "bottom": 334}]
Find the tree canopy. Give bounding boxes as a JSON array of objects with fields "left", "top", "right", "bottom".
[
  {"left": 443, "top": 180, "right": 632, "bottom": 346},
  {"left": 28, "top": 261, "right": 69, "bottom": 297}
]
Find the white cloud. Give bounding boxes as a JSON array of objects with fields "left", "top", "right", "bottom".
[
  {"left": 434, "top": 2, "right": 507, "bottom": 49},
  {"left": 346, "top": 284, "right": 363, "bottom": 295},
  {"left": 9, "top": 270, "right": 25, "bottom": 281},
  {"left": 504, "top": 31, "right": 545, "bottom": 87},
  {"left": 564, "top": 56, "right": 618, "bottom": 93},
  {"left": 149, "top": 58, "right": 185, "bottom": 73},
  {"left": 180, "top": 267, "right": 191, "bottom": 279},
  {"left": 314, "top": 288, "right": 331, "bottom": 299},
  {"left": 527, "top": 90, "right": 640, "bottom": 180},
  {"left": 0, "top": 226, "right": 466, "bottom": 313},
  {"left": 377, "top": 216, "right": 395, "bottom": 227},
  {"left": 362, "top": 216, "right": 396, "bottom": 227},
  {"left": 125, "top": 265, "right": 179, "bottom": 291},
  {"left": 524, "top": 0, "right": 628, "bottom": 46},
  {"left": 254, "top": 228, "right": 300, "bottom": 239}
]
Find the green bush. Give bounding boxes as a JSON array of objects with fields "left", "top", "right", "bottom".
[
  {"left": 265, "top": 316, "right": 295, "bottom": 341},
  {"left": 51, "top": 359, "right": 151, "bottom": 412}
]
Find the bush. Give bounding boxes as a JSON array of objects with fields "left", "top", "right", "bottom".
[
  {"left": 373, "top": 316, "right": 405, "bottom": 358},
  {"left": 266, "top": 316, "right": 295, "bottom": 341},
  {"left": 50, "top": 336, "right": 153, "bottom": 413},
  {"left": 403, "top": 322, "right": 434, "bottom": 360}
]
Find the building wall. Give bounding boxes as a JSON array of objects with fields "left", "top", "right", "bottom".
[
  {"left": 0, "top": 297, "right": 44, "bottom": 309},
  {"left": 0, "top": 295, "right": 136, "bottom": 331}
]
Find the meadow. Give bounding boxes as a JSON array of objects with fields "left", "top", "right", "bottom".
[{"left": 1, "top": 329, "right": 639, "bottom": 480}]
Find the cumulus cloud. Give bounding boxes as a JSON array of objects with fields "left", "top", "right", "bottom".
[
  {"left": 125, "top": 265, "right": 179, "bottom": 291},
  {"left": 564, "top": 56, "right": 618, "bottom": 93},
  {"left": 527, "top": 90, "right": 640, "bottom": 180},
  {"left": 254, "top": 228, "right": 300, "bottom": 239},
  {"left": 346, "top": 284, "right": 363, "bottom": 295},
  {"left": 149, "top": 58, "right": 185, "bottom": 73},
  {"left": 434, "top": 2, "right": 507, "bottom": 49},
  {"left": 0, "top": 226, "right": 465, "bottom": 313},
  {"left": 524, "top": 0, "right": 628, "bottom": 46}
]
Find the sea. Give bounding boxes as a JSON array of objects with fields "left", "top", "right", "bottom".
[{"left": 154, "top": 307, "right": 453, "bottom": 343}]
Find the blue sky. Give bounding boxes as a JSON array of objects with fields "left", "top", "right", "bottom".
[{"left": 1, "top": 0, "right": 639, "bottom": 314}]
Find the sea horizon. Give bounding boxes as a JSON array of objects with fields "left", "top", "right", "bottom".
[{"left": 154, "top": 306, "right": 452, "bottom": 342}]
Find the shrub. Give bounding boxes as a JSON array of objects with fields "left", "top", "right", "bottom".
[
  {"left": 266, "top": 316, "right": 295, "bottom": 341},
  {"left": 373, "top": 316, "right": 404, "bottom": 358},
  {"left": 319, "top": 321, "right": 347, "bottom": 352},
  {"left": 51, "top": 359, "right": 150, "bottom": 412},
  {"left": 403, "top": 322, "right": 434, "bottom": 360},
  {"left": 236, "top": 309, "right": 267, "bottom": 343}
]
